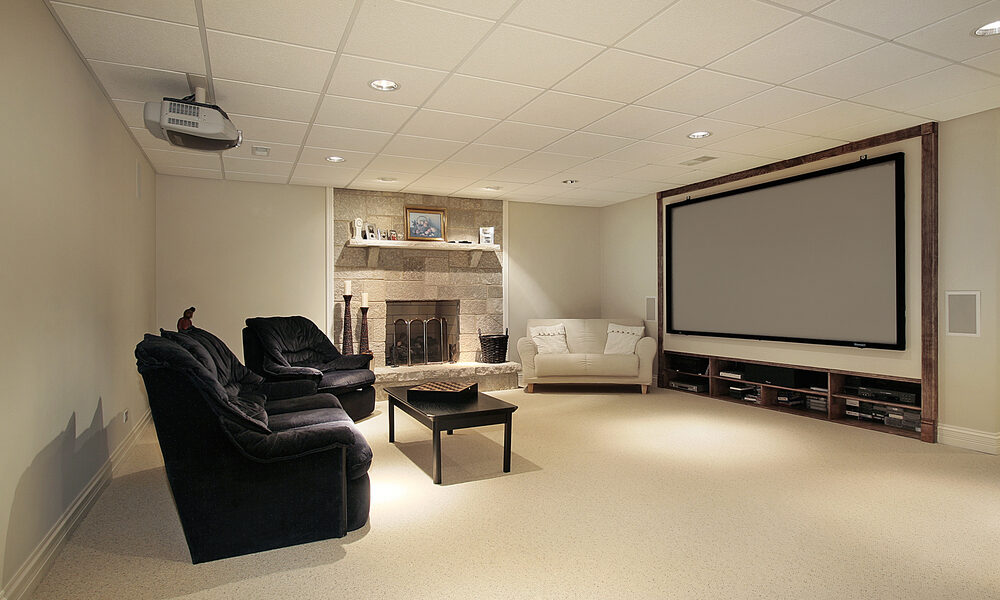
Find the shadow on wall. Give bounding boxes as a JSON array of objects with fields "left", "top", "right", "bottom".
[{"left": 3, "top": 400, "right": 109, "bottom": 588}]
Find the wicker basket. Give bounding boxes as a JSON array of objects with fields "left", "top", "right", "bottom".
[{"left": 479, "top": 328, "right": 509, "bottom": 363}]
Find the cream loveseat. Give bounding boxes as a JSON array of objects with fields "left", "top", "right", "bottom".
[{"left": 517, "top": 318, "right": 656, "bottom": 394}]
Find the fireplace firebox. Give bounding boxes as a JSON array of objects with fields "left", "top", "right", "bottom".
[{"left": 385, "top": 300, "right": 459, "bottom": 366}]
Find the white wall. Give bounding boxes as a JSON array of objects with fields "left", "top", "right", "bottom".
[
  {"left": 507, "top": 202, "right": 603, "bottom": 361},
  {"left": 600, "top": 194, "right": 658, "bottom": 328},
  {"left": 155, "top": 176, "right": 328, "bottom": 357},
  {"left": 0, "top": 0, "right": 156, "bottom": 592}
]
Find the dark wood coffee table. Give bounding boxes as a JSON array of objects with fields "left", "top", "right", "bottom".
[{"left": 386, "top": 386, "right": 517, "bottom": 484}]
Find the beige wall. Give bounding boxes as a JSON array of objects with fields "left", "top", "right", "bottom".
[
  {"left": 507, "top": 202, "right": 603, "bottom": 362},
  {"left": 155, "top": 176, "right": 328, "bottom": 356},
  {"left": 600, "top": 194, "right": 658, "bottom": 326},
  {"left": 0, "top": 0, "right": 156, "bottom": 591}
]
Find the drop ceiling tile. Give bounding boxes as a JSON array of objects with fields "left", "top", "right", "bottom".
[
  {"left": 206, "top": 31, "right": 334, "bottom": 92},
  {"left": 475, "top": 122, "right": 572, "bottom": 150},
  {"left": 202, "top": 0, "right": 356, "bottom": 50},
  {"left": 662, "top": 169, "right": 735, "bottom": 186},
  {"left": 815, "top": 0, "right": 984, "bottom": 39},
  {"left": 53, "top": 3, "right": 204, "bottom": 72},
  {"left": 426, "top": 162, "right": 499, "bottom": 179},
  {"left": 225, "top": 171, "right": 290, "bottom": 184},
  {"left": 487, "top": 167, "right": 551, "bottom": 184},
  {"left": 669, "top": 149, "right": 771, "bottom": 172},
  {"left": 637, "top": 70, "right": 772, "bottom": 116},
  {"left": 908, "top": 84, "right": 1000, "bottom": 121},
  {"left": 509, "top": 91, "right": 623, "bottom": 130},
  {"left": 853, "top": 64, "right": 1000, "bottom": 111},
  {"left": 230, "top": 114, "right": 309, "bottom": 146},
  {"left": 214, "top": 79, "right": 320, "bottom": 122},
  {"left": 380, "top": 135, "right": 464, "bottom": 160},
  {"left": 157, "top": 166, "right": 224, "bottom": 179},
  {"left": 620, "top": 164, "right": 696, "bottom": 182},
  {"left": 553, "top": 188, "right": 638, "bottom": 205},
  {"left": 449, "top": 144, "right": 531, "bottom": 166},
  {"left": 459, "top": 25, "right": 603, "bottom": 88},
  {"left": 365, "top": 155, "right": 441, "bottom": 174},
  {"left": 222, "top": 157, "right": 293, "bottom": 176},
  {"left": 542, "top": 132, "right": 635, "bottom": 158},
  {"left": 115, "top": 100, "right": 146, "bottom": 128},
  {"left": 585, "top": 178, "right": 665, "bottom": 194},
  {"left": 965, "top": 49, "right": 1000, "bottom": 75},
  {"left": 404, "top": 175, "right": 477, "bottom": 195},
  {"left": 145, "top": 148, "right": 222, "bottom": 169},
  {"left": 129, "top": 127, "right": 174, "bottom": 151},
  {"left": 768, "top": 136, "right": 847, "bottom": 160},
  {"left": 456, "top": 182, "right": 524, "bottom": 198},
  {"left": 424, "top": 76, "right": 542, "bottom": 119},
  {"left": 228, "top": 140, "right": 301, "bottom": 162},
  {"left": 770, "top": 102, "right": 895, "bottom": 136},
  {"left": 57, "top": 0, "right": 198, "bottom": 24},
  {"left": 514, "top": 183, "right": 575, "bottom": 197},
  {"left": 399, "top": 110, "right": 499, "bottom": 142},
  {"left": 618, "top": 0, "right": 797, "bottom": 66},
  {"left": 345, "top": 0, "right": 494, "bottom": 70},
  {"left": 298, "top": 147, "right": 376, "bottom": 167},
  {"left": 306, "top": 125, "right": 392, "bottom": 152},
  {"left": 896, "top": 1, "right": 1000, "bottom": 61},
  {"left": 328, "top": 55, "right": 448, "bottom": 106},
  {"left": 650, "top": 118, "right": 755, "bottom": 146},
  {"left": 507, "top": 0, "right": 670, "bottom": 45},
  {"left": 568, "top": 159, "right": 646, "bottom": 178},
  {"left": 823, "top": 112, "right": 926, "bottom": 141},
  {"left": 704, "top": 128, "right": 810, "bottom": 156},
  {"left": 315, "top": 95, "right": 416, "bottom": 132},
  {"left": 707, "top": 87, "right": 836, "bottom": 126},
  {"left": 291, "top": 164, "right": 361, "bottom": 186},
  {"left": 90, "top": 61, "right": 189, "bottom": 102},
  {"left": 555, "top": 49, "right": 693, "bottom": 104},
  {"left": 350, "top": 170, "right": 419, "bottom": 191},
  {"left": 710, "top": 17, "right": 880, "bottom": 84},
  {"left": 407, "top": 0, "right": 515, "bottom": 19},
  {"left": 584, "top": 105, "right": 693, "bottom": 139},
  {"left": 785, "top": 43, "right": 950, "bottom": 98},
  {"left": 509, "top": 152, "right": 589, "bottom": 171},
  {"left": 601, "top": 140, "right": 690, "bottom": 164},
  {"left": 767, "top": 0, "right": 828, "bottom": 10}
]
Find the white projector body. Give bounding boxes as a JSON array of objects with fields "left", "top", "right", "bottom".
[{"left": 143, "top": 98, "right": 242, "bottom": 151}]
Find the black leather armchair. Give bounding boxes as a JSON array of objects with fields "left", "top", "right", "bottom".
[
  {"left": 135, "top": 329, "right": 372, "bottom": 563},
  {"left": 243, "top": 316, "right": 376, "bottom": 421}
]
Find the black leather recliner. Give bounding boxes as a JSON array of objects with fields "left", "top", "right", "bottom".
[
  {"left": 243, "top": 316, "right": 376, "bottom": 421},
  {"left": 135, "top": 328, "right": 372, "bottom": 563}
]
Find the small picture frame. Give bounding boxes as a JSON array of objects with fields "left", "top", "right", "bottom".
[
  {"left": 479, "top": 226, "right": 495, "bottom": 245},
  {"left": 389, "top": 229, "right": 398, "bottom": 240},
  {"left": 405, "top": 207, "right": 447, "bottom": 241},
  {"left": 365, "top": 224, "right": 376, "bottom": 240}
]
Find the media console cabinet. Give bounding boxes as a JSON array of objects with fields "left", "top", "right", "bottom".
[{"left": 662, "top": 350, "right": 931, "bottom": 442}]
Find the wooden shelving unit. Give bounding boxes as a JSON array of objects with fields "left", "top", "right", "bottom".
[
  {"left": 662, "top": 350, "right": 928, "bottom": 442},
  {"left": 346, "top": 238, "right": 500, "bottom": 268}
]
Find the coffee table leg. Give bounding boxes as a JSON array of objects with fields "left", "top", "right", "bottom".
[
  {"left": 503, "top": 413, "right": 512, "bottom": 473},
  {"left": 432, "top": 424, "right": 442, "bottom": 484},
  {"left": 388, "top": 398, "right": 395, "bottom": 443}
]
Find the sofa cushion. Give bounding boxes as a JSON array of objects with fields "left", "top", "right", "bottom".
[
  {"left": 267, "top": 393, "right": 344, "bottom": 415},
  {"left": 535, "top": 353, "right": 639, "bottom": 377},
  {"left": 529, "top": 323, "right": 569, "bottom": 354},
  {"left": 604, "top": 323, "right": 645, "bottom": 354},
  {"left": 319, "top": 369, "right": 376, "bottom": 394},
  {"left": 268, "top": 406, "right": 353, "bottom": 430}
]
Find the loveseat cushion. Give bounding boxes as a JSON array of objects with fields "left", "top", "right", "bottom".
[
  {"left": 245, "top": 316, "right": 341, "bottom": 368},
  {"left": 267, "top": 393, "right": 344, "bottom": 415},
  {"left": 319, "top": 369, "right": 376, "bottom": 394},
  {"left": 535, "top": 353, "right": 639, "bottom": 377},
  {"left": 268, "top": 406, "right": 353, "bottom": 429}
]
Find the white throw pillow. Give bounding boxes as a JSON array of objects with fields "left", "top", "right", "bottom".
[
  {"left": 604, "top": 323, "right": 645, "bottom": 354},
  {"left": 529, "top": 323, "right": 570, "bottom": 354}
]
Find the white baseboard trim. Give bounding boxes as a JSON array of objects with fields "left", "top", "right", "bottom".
[
  {"left": 1, "top": 409, "right": 152, "bottom": 600},
  {"left": 937, "top": 423, "right": 1000, "bottom": 455}
]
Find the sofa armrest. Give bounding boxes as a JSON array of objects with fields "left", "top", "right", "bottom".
[
  {"left": 261, "top": 379, "right": 318, "bottom": 400},
  {"left": 636, "top": 336, "right": 656, "bottom": 385},
  {"left": 516, "top": 337, "right": 538, "bottom": 378},
  {"left": 263, "top": 363, "right": 323, "bottom": 381},
  {"left": 221, "top": 416, "right": 371, "bottom": 471}
]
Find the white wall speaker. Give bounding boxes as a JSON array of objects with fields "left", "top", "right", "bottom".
[
  {"left": 945, "top": 291, "right": 980, "bottom": 336},
  {"left": 645, "top": 296, "right": 657, "bottom": 321}
]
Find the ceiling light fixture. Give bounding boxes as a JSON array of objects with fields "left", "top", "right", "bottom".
[
  {"left": 325, "top": 155, "right": 346, "bottom": 163},
  {"left": 974, "top": 20, "right": 1000, "bottom": 36},
  {"left": 369, "top": 79, "right": 399, "bottom": 91},
  {"left": 251, "top": 145, "right": 270, "bottom": 157},
  {"left": 687, "top": 131, "right": 712, "bottom": 139},
  {"left": 377, "top": 177, "right": 397, "bottom": 182},
  {"left": 562, "top": 179, "right": 579, "bottom": 184},
  {"left": 483, "top": 186, "right": 501, "bottom": 191}
]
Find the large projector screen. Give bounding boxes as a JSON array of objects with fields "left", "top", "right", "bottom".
[{"left": 666, "top": 153, "right": 905, "bottom": 350}]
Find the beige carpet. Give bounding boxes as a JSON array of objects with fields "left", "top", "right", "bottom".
[{"left": 31, "top": 387, "right": 1000, "bottom": 599}]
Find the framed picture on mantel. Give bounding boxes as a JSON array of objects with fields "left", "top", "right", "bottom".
[{"left": 405, "top": 207, "right": 446, "bottom": 241}]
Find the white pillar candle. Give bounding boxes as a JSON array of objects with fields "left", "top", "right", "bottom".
[
  {"left": 361, "top": 292, "right": 369, "bottom": 307},
  {"left": 344, "top": 280, "right": 352, "bottom": 296}
]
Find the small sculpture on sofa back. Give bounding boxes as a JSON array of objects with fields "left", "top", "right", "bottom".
[{"left": 177, "top": 306, "right": 196, "bottom": 331}]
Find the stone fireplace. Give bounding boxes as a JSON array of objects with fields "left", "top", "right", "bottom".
[{"left": 386, "top": 299, "right": 460, "bottom": 366}]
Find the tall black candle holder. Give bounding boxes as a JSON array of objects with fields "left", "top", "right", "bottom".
[
  {"left": 358, "top": 306, "right": 372, "bottom": 355},
  {"left": 342, "top": 294, "right": 354, "bottom": 355}
]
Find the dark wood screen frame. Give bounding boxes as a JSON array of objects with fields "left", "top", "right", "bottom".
[{"left": 656, "top": 123, "right": 938, "bottom": 442}]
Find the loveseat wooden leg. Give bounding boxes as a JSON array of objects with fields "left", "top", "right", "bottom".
[
  {"left": 641, "top": 385, "right": 648, "bottom": 394},
  {"left": 525, "top": 384, "right": 534, "bottom": 393}
]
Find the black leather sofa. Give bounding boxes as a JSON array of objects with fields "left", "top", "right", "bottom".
[
  {"left": 135, "top": 327, "right": 372, "bottom": 563},
  {"left": 243, "top": 316, "right": 376, "bottom": 421}
]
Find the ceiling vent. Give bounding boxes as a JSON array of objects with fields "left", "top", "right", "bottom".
[{"left": 679, "top": 156, "right": 718, "bottom": 166}]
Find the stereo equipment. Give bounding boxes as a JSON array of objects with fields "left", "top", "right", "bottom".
[
  {"left": 857, "top": 386, "right": 918, "bottom": 406},
  {"left": 669, "top": 380, "right": 707, "bottom": 393}
]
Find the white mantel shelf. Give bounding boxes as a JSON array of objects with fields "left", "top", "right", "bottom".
[{"left": 346, "top": 238, "right": 501, "bottom": 268}]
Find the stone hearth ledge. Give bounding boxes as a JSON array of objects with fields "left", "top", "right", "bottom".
[{"left": 372, "top": 361, "right": 519, "bottom": 403}]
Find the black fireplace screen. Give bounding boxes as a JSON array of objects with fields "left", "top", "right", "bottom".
[{"left": 385, "top": 300, "right": 459, "bottom": 366}]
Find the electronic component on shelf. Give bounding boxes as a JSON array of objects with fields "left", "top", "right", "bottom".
[
  {"left": 719, "top": 370, "right": 744, "bottom": 379},
  {"left": 669, "top": 380, "right": 707, "bottom": 393},
  {"left": 857, "top": 386, "right": 918, "bottom": 406},
  {"left": 729, "top": 384, "right": 758, "bottom": 400}
]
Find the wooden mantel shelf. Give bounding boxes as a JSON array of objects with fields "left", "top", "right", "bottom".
[{"left": 346, "top": 238, "right": 500, "bottom": 268}]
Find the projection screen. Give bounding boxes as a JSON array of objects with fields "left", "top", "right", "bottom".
[{"left": 666, "top": 153, "right": 905, "bottom": 350}]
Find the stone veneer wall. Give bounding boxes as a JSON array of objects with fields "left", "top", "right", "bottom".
[{"left": 332, "top": 189, "right": 504, "bottom": 367}]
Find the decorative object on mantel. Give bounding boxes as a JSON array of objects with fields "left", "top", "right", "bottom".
[
  {"left": 353, "top": 218, "right": 364, "bottom": 241},
  {"left": 358, "top": 292, "right": 372, "bottom": 356},
  {"left": 177, "top": 306, "right": 195, "bottom": 331},
  {"left": 405, "top": 206, "right": 447, "bottom": 241},
  {"left": 342, "top": 280, "right": 354, "bottom": 355},
  {"left": 479, "top": 226, "right": 494, "bottom": 245},
  {"left": 479, "top": 328, "right": 509, "bottom": 364}
]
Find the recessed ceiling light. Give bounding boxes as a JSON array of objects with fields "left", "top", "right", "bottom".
[
  {"left": 325, "top": 155, "right": 346, "bottom": 163},
  {"left": 251, "top": 145, "right": 270, "bottom": 157},
  {"left": 369, "top": 79, "right": 399, "bottom": 91},
  {"left": 687, "top": 131, "right": 712, "bottom": 139},
  {"left": 483, "top": 185, "right": 501, "bottom": 191},
  {"left": 562, "top": 179, "right": 579, "bottom": 184},
  {"left": 377, "top": 177, "right": 397, "bottom": 182},
  {"left": 974, "top": 20, "right": 1000, "bottom": 36}
]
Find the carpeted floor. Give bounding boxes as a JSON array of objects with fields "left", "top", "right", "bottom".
[{"left": 31, "top": 386, "right": 1000, "bottom": 599}]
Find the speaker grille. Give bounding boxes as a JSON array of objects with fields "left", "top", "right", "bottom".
[
  {"left": 946, "top": 291, "right": 980, "bottom": 336},
  {"left": 167, "top": 117, "right": 198, "bottom": 128}
]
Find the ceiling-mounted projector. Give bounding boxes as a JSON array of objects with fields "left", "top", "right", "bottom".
[{"left": 143, "top": 96, "right": 242, "bottom": 151}]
